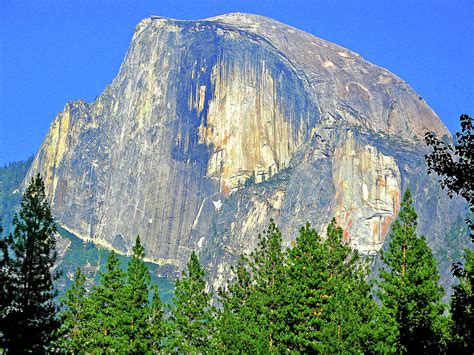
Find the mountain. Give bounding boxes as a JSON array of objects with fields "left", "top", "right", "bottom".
[{"left": 24, "top": 13, "right": 468, "bottom": 288}]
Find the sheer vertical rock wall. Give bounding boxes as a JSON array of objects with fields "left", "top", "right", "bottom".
[{"left": 26, "top": 14, "right": 467, "bottom": 286}]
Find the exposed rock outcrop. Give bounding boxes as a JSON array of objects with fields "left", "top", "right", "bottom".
[{"left": 25, "top": 13, "right": 467, "bottom": 288}]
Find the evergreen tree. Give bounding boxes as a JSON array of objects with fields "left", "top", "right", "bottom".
[
  {"left": 125, "top": 235, "right": 162, "bottom": 352},
  {"left": 319, "top": 220, "right": 393, "bottom": 353},
  {"left": 215, "top": 220, "right": 288, "bottom": 352},
  {"left": 279, "top": 222, "right": 326, "bottom": 351},
  {"left": 1, "top": 174, "right": 60, "bottom": 352},
  {"left": 86, "top": 250, "right": 128, "bottom": 351},
  {"left": 214, "top": 255, "right": 255, "bottom": 351},
  {"left": 246, "top": 219, "right": 288, "bottom": 352},
  {"left": 57, "top": 239, "right": 166, "bottom": 353},
  {"left": 167, "top": 251, "right": 213, "bottom": 352},
  {"left": 0, "top": 225, "right": 14, "bottom": 347},
  {"left": 149, "top": 285, "right": 165, "bottom": 350},
  {"left": 56, "top": 267, "right": 88, "bottom": 352},
  {"left": 449, "top": 249, "right": 474, "bottom": 352},
  {"left": 378, "top": 189, "right": 446, "bottom": 353},
  {"left": 281, "top": 221, "right": 388, "bottom": 353}
]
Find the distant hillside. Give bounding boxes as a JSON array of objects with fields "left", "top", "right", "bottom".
[
  {"left": 0, "top": 156, "right": 33, "bottom": 231},
  {"left": 56, "top": 226, "right": 174, "bottom": 301}
]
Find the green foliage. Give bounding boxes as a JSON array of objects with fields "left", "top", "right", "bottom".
[
  {"left": 57, "top": 237, "right": 167, "bottom": 353},
  {"left": 149, "top": 285, "right": 165, "bottom": 349},
  {"left": 214, "top": 219, "right": 383, "bottom": 353},
  {"left": 449, "top": 249, "right": 474, "bottom": 352},
  {"left": 125, "top": 236, "right": 164, "bottom": 352},
  {"left": 1, "top": 167, "right": 463, "bottom": 352},
  {"left": 425, "top": 113, "right": 473, "bottom": 240},
  {"left": 214, "top": 255, "right": 255, "bottom": 351},
  {"left": 0, "top": 225, "right": 13, "bottom": 347},
  {"left": 56, "top": 267, "right": 88, "bottom": 351},
  {"left": 425, "top": 114, "right": 473, "bottom": 206},
  {"left": 57, "top": 226, "right": 174, "bottom": 303},
  {"left": 279, "top": 222, "right": 325, "bottom": 351},
  {"left": 378, "top": 189, "right": 447, "bottom": 353},
  {"left": 283, "top": 220, "right": 389, "bottom": 353},
  {"left": 0, "top": 158, "right": 173, "bottom": 303},
  {"left": 0, "top": 174, "right": 60, "bottom": 352},
  {"left": 425, "top": 113, "right": 473, "bottom": 351},
  {"left": 225, "top": 219, "right": 288, "bottom": 352},
  {"left": 86, "top": 250, "right": 129, "bottom": 350},
  {"left": 167, "top": 251, "right": 214, "bottom": 352},
  {"left": 215, "top": 220, "right": 288, "bottom": 352}
]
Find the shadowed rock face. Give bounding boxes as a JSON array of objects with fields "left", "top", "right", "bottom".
[{"left": 26, "top": 13, "right": 466, "bottom": 286}]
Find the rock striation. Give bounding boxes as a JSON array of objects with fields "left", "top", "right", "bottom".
[{"left": 25, "top": 13, "right": 467, "bottom": 286}]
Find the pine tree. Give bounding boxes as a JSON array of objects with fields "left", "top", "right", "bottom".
[
  {"left": 1, "top": 174, "right": 60, "bottom": 352},
  {"left": 378, "top": 189, "right": 446, "bottom": 353},
  {"left": 250, "top": 219, "right": 288, "bottom": 352},
  {"left": 57, "top": 238, "right": 166, "bottom": 352},
  {"left": 279, "top": 223, "right": 326, "bottom": 351},
  {"left": 57, "top": 267, "right": 88, "bottom": 352},
  {"left": 86, "top": 250, "right": 128, "bottom": 351},
  {"left": 319, "top": 220, "right": 390, "bottom": 353},
  {"left": 0, "top": 225, "right": 14, "bottom": 348},
  {"left": 449, "top": 249, "right": 474, "bottom": 352},
  {"left": 242, "top": 219, "right": 288, "bottom": 352},
  {"left": 125, "top": 235, "right": 160, "bottom": 352},
  {"left": 149, "top": 285, "right": 165, "bottom": 350},
  {"left": 215, "top": 219, "right": 288, "bottom": 352},
  {"left": 214, "top": 255, "right": 255, "bottom": 351},
  {"left": 167, "top": 251, "right": 213, "bottom": 352},
  {"left": 280, "top": 221, "right": 387, "bottom": 353}
]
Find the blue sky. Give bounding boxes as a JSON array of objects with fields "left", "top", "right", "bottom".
[{"left": 0, "top": 0, "right": 473, "bottom": 165}]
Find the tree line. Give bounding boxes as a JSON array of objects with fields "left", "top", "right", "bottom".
[
  {"left": 0, "top": 114, "right": 472, "bottom": 353},
  {"left": 0, "top": 175, "right": 472, "bottom": 353}
]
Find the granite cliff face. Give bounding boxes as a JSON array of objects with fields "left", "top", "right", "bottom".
[{"left": 26, "top": 13, "right": 466, "bottom": 285}]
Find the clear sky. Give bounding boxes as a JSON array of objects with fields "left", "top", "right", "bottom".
[{"left": 0, "top": 0, "right": 473, "bottom": 165}]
